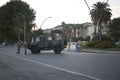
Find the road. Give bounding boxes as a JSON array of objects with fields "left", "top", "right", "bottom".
[{"left": 0, "top": 46, "right": 120, "bottom": 80}]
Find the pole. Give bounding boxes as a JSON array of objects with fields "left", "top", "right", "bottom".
[
  {"left": 106, "top": 0, "right": 109, "bottom": 3},
  {"left": 118, "top": 31, "right": 120, "bottom": 41},
  {"left": 24, "top": 16, "right": 27, "bottom": 55},
  {"left": 83, "top": 0, "right": 91, "bottom": 13},
  {"left": 17, "top": 28, "right": 20, "bottom": 54},
  {"left": 83, "top": 0, "right": 98, "bottom": 41},
  {"left": 40, "top": 17, "right": 52, "bottom": 29}
]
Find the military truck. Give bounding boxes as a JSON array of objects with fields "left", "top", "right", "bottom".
[{"left": 28, "top": 34, "right": 67, "bottom": 54}]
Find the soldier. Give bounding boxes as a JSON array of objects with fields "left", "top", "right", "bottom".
[{"left": 16, "top": 41, "right": 21, "bottom": 54}]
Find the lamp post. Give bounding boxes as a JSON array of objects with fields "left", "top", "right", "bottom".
[{"left": 40, "top": 17, "right": 52, "bottom": 29}]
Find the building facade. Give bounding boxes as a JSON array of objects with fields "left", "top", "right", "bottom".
[{"left": 43, "top": 22, "right": 95, "bottom": 41}]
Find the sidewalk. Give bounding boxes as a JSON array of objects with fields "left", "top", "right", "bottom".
[
  {"left": 82, "top": 48, "right": 120, "bottom": 54},
  {"left": 64, "top": 47, "right": 120, "bottom": 54}
]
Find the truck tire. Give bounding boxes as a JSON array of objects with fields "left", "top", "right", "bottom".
[
  {"left": 31, "top": 46, "right": 40, "bottom": 54},
  {"left": 54, "top": 46, "right": 62, "bottom": 54}
]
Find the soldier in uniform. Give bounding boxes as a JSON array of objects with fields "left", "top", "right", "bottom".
[{"left": 17, "top": 41, "right": 21, "bottom": 54}]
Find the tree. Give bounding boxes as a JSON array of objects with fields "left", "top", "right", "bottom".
[
  {"left": 61, "top": 22, "right": 66, "bottom": 36},
  {"left": 51, "top": 30, "right": 62, "bottom": 34},
  {"left": 90, "top": 2, "right": 112, "bottom": 42},
  {"left": 34, "top": 29, "right": 44, "bottom": 37},
  {"left": 0, "top": 0, "right": 36, "bottom": 42},
  {"left": 109, "top": 18, "right": 120, "bottom": 42},
  {"left": 75, "top": 24, "right": 83, "bottom": 38}
]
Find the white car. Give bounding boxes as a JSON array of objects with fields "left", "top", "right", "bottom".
[{"left": 65, "top": 42, "right": 76, "bottom": 51}]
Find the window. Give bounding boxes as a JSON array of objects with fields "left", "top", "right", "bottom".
[
  {"left": 47, "top": 36, "right": 52, "bottom": 40},
  {"left": 36, "top": 37, "right": 40, "bottom": 41},
  {"left": 55, "top": 34, "right": 62, "bottom": 40},
  {"left": 39, "top": 36, "right": 46, "bottom": 41}
]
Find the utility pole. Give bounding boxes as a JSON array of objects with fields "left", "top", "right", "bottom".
[
  {"left": 84, "top": 0, "right": 91, "bottom": 13},
  {"left": 16, "top": 29, "right": 20, "bottom": 54},
  {"left": 23, "top": 15, "right": 27, "bottom": 55},
  {"left": 106, "top": 0, "right": 109, "bottom": 3}
]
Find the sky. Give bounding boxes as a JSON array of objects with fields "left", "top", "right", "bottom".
[{"left": 0, "top": 0, "right": 120, "bottom": 29}]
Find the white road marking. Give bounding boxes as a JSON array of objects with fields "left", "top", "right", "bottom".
[{"left": 0, "top": 50, "right": 100, "bottom": 80}]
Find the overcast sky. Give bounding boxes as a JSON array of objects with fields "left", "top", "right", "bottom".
[{"left": 0, "top": 0, "right": 120, "bottom": 29}]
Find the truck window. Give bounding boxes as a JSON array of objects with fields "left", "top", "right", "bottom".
[
  {"left": 39, "top": 36, "right": 46, "bottom": 41},
  {"left": 55, "top": 34, "right": 62, "bottom": 40},
  {"left": 47, "top": 36, "right": 52, "bottom": 40}
]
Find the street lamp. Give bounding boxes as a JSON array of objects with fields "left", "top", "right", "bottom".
[{"left": 40, "top": 17, "right": 52, "bottom": 29}]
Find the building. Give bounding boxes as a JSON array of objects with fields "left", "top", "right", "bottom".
[
  {"left": 43, "top": 22, "right": 95, "bottom": 41},
  {"left": 81, "top": 22, "right": 94, "bottom": 41}
]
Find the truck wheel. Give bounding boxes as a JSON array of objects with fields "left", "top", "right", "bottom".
[
  {"left": 31, "top": 46, "right": 40, "bottom": 54},
  {"left": 54, "top": 46, "right": 61, "bottom": 54}
]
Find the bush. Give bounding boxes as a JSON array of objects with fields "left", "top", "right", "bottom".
[
  {"left": 77, "top": 37, "right": 84, "bottom": 41},
  {"left": 92, "top": 35, "right": 111, "bottom": 41},
  {"left": 71, "top": 37, "right": 77, "bottom": 42},
  {"left": 95, "top": 41, "right": 115, "bottom": 48},
  {"left": 85, "top": 36, "right": 90, "bottom": 41},
  {"left": 101, "top": 35, "right": 111, "bottom": 41},
  {"left": 84, "top": 41, "right": 97, "bottom": 48}
]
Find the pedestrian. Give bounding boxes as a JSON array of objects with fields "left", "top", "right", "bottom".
[
  {"left": 16, "top": 41, "right": 21, "bottom": 54},
  {"left": 76, "top": 40, "right": 82, "bottom": 52}
]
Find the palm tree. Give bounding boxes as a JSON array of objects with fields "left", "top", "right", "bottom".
[
  {"left": 90, "top": 2, "right": 112, "bottom": 41},
  {"left": 61, "top": 22, "right": 67, "bottom": 37},
  {"left": 75, "top": 24, "right": 82, "bottom": 38}
]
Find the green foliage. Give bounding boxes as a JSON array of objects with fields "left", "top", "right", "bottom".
[
  {"left": 95, "top": 41, "right": 115, "bottom": 48},
  {"left": 85, "top": 41, "right": 115, "bottom": 49},
  {"left": 101, "top": 35, "right": 111, "bottom": 41},
  {"left": 85, "top": 36, "right": 90, "bottom": 41},
  {"left": 92, "top": 34, "right": 111, "bottom": 41},
  {"left": 0, "top": 0, "right": 36, "bottom": 42},
  {"left": 109, "top": 18, "right": 120, "bottom": 42},
  {"left": 77, "top": 37, "right": 84, "bottom": 41},
  {"left": 90, "top": 2, "right": 112, "bottom": 42},
  {"left": 51, "top": 30, "right": 62, "bottom": 34},
  {"left": 92, "top": 33, "right": 99, "bottom": 41},
  {"left": 84, "top": 41, "right": 97, "bottom": 48},
  {"left": 34, "top": 29, "right": 44, "bottom": 37},
  {"left": 71, "top": 37, "right": 77, "bottom": 42}
]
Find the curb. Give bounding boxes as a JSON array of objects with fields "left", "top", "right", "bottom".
[
  {"left": 81, "top": 49, "right": 120, "bottom": 54},
  {"left": 64, "top": 48, "right": 120, "bottom": 54}
]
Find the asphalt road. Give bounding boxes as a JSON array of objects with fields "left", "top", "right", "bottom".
[{"left": 0, "top": 46, "right": 120, "bottom": 80}]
